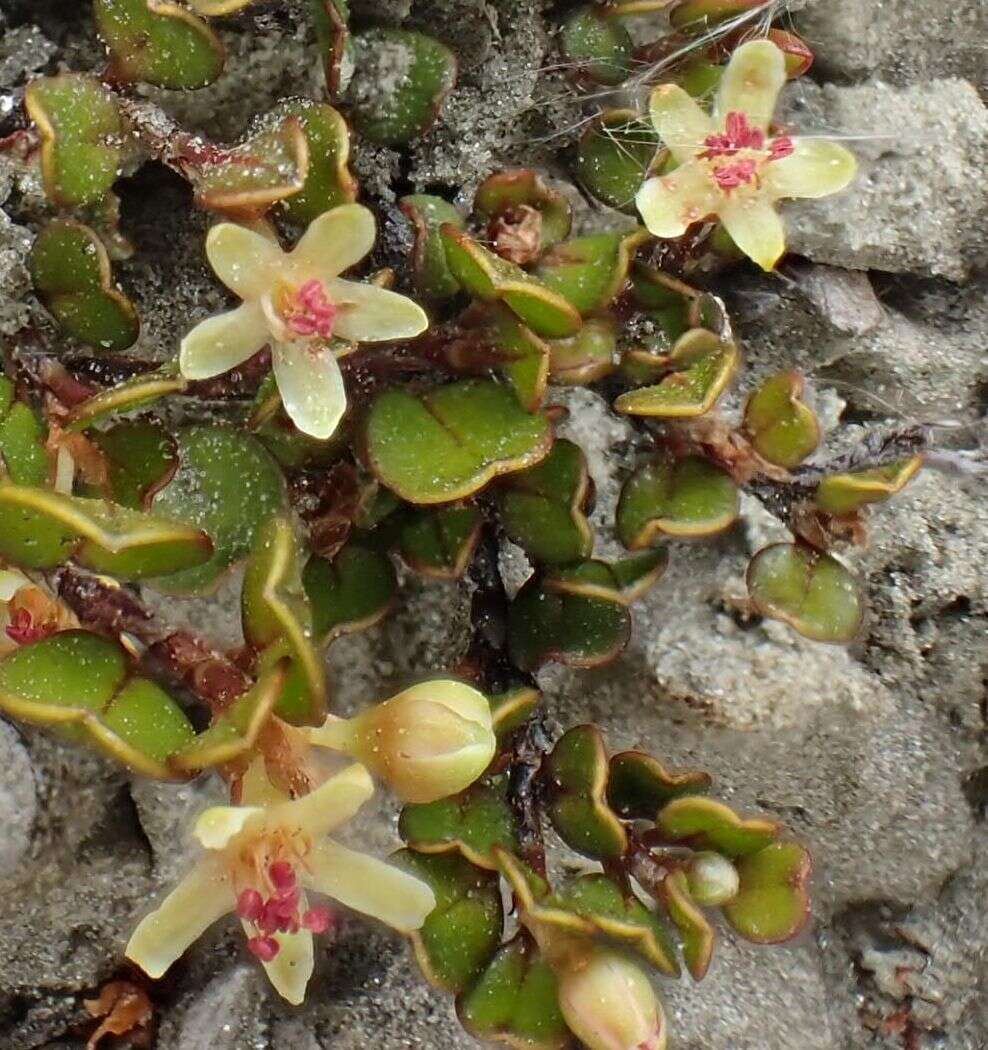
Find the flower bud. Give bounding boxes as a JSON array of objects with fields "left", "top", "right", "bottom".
[
  {"left": 686, "top": 850, "right": 739, "bottom": 907},
  {"left": 309, "top": 680, "right": 496, "bottom": 803},
  {"left": 557, "top": 949, "right": 667, "bottom": 1050}
]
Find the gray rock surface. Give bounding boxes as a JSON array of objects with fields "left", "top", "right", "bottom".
[{"left": 0, "top": 0, "right": 985, "bottom": 1049}]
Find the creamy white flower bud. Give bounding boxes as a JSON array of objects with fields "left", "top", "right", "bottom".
[
  {"left": 557, "top": 949, "right": 667, "bottom": 1050},
  {"left": 309, "top": 680, "right": 496, "bottom": 803},
  {"left": 686, "top": 850, "right": 740, "bottom": 907}
]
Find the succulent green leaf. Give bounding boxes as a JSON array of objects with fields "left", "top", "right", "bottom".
[
  {"left": 0, "top": 482, "right": 213, "bottom": 577},
  {"left": 398, "top": 503, "right": 483, "bottom": 579},
  {"left": 607, "top": 751, "right": 712, "bottom": 819},
  {"left": 30, "top": 222, "right": 139, "bottom": 353},
  {"left": 615, "top": 328, "right": 739, "bottom": 418},
  {"left": 400, "top": 194, "right": 465, "bottom": 301},
  {"left": 457, "top": 936, "right": 570, "bottom": 1050},
  {"left": 441, "top": 226, "right": 583, "bottom": 339},
  {"left": 507, "top": 571, "right": 631, "bottom": 672},
  {"left": 184, "top": 118, "right": 309, "bottom": 217},
  {"left": 559, "top": 6, "right": 634, "bottom": 86},
  {"left": 151, "top": 425, "right": 286, "bottom": 593},
  {"left": 617, "top": 454, "right": 738, "bottom": 548},
  {"left": 656, "top": 796, "right": 779, "bottom": 858},
  {"left": 399, "top": 778, "right": 520, "bottom": 870},
  {"left": 170, "top": 660, "right": 287, "bottom": 772},
  {"left": 669, "top": 0, "right": 760, "bottom": 32},
  {"left": 89, "top": 421, "right": 177, "bottom": 510},
  {"left": 661, "top": 869, "right": 715, "bottom": 980},
  {"left": 576, "top": 110, "right": 661, "bottom": 213},
  {"left": 365, "top": 379, "right": 553, "bottom": 505},
  {"left": 474, "top": 169, "right": 572, "bottom": 250},
  {"left": 24, "top": 75, "right": 124, "bottom": 208},
  {"left": 241, "top": 516, "right": 326, "bottom": 725},
  {"left": 94, "top": 0, "right": 224, "bottom": 90},
  {"left": 272, "top": 100, "right": 358, "bottom": 225},
  {"left": 722, "top": 842, "right": 812, "bottom": 944},
  {"left": 547, "top": 317, "right": 617, "bottom": 386},
  {"left": 814, "top": 456, "right": 923, "bottom": 517},
  {"left": 0, "top": 631, "right": 194, "bottom": 779},
  {"left": 546, "top": 725, "right": 627, "bottom": 861},
  {"left": 393, "top": 850, "right": 504, "bottom": 992},
  {"left": 480, "top": 305, "right": 551, "bottom": 412},
  {"left": 742, "top": 372, "right": 821, "bottom": 469},
  {"left": 303, "top": 541, "right": 397, "bottom": 645},
  {"left": 550, "top": 875, "right": 679, "bottom": 974},
  {"left": 348, "top": 29, "right": 457, "bottom": 145},
  {"left": 534, "top": 231, "right": 650, "bottom": 317},
  {"left": 746, "top": 542, "right": 863, "bottom": 644},
  {"left": 496, "top": 439, "right": 593, "bottom": 565}
]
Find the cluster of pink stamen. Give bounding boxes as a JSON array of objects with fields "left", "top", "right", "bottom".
[
  {"left": 236, "top": 860, "right": 333, "bottom": 962},
  {"left": 284, "top": 279, "right": 338, "bottom": 339},
  {"left": 699, "top": 111, "right": 794, "bottom": 192}
]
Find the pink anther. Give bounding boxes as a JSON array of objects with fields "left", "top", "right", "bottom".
[
  {"left": 236, "top": 888, "right": 264, "bottom": 922},
  {"left": 285, "top": 279, "right": 338, "bottom": 339},
  {"left": 701, "top": 111, "right": 765, "bottom": 159},
  {"left": 5, "top": 608, "right": 52, "bottom": 646},
  {"left": 712, "top": 159, "right": 759, "bottom": 190},
  {"left": 769, "top": 136, "right": 795, "bottom": 161},
  {"left": 301, "top": 906, "right": 333, "bottom": 934},
  {"left": 246, "top": 935, "right": 280, "bottom": 962}
]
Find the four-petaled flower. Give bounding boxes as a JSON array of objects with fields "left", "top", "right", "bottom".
[
  {"left": 179, "top": 204, "right": 429, "bottom": 439},
  {"left": 636, "top": 39, "right": 856, "bottom": 272},
  {"left": 125, "top": 763, "right": 436, "bottom": 1004}
]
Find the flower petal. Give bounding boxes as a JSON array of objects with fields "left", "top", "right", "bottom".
[
  {"left": 243, "top": 920, "right": 314, "bottom": 1005},
  {"left": 272, "top": 339, "right": 347, "bottom": 440},
  {"left": 193, "top": 804, "right": 264, "bottom": 850},
  {"left": 126, "top": 855, "right": 232, "bottom": 978},
  {"left": 205, "top": 222, "right": 284, "bottom": 300},
  {"left": 303, "top": 840, "right": 436, "bottom": 933},
  {"left": 326, "top": 280, "right": 429, "bottom": 343},
  {"left": 179, "top": 302, "right": 269, "bottom": 380},
  {"left": 288, "top": 203, "right": 376, "bottom": 283},
  {"left": 649, "top": 83, "right": 715, "bottom": 164},
  {"left": 764, "top": 138, "right": 857, "bottom": 200},
  {"left": 636, "top": 162, "right": 719, "bottom": 238},
  {"left": 268, "top": 762, "right": 374, "bottom": 841},
  {"left": 715, "top": 40, "right": 786, "bottom": 132},
  {"left": 719, "top": 196, "right": 786, "bottom": 272}
]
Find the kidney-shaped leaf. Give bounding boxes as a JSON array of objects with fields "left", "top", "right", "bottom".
[
  {"left": 617, "top": 454, "right": 738, "bottom": 548},
  {"left": 365, "top": 379, "right": 552, "bottom": 504},
  {"left": 0, "top": 630, "right": 194, "bottom": 779},
  {"left": 348, "top": 29, "right": 457, "bottom": 145},
  {"left": 399, "top": 503, "right": 483, "bottom": 579},
  {"left": 661, "top": 869, "right": 714, "bottom": 980},
  {"left": 814, "top": 456, "right": 922, "bottom": 517},
  {"left": 399, "top": 778, "right": 519, "bottom": 870},
  {"left": 742, "top": 372, "right": 820, "bottom": 469},
  {"left": 615, "top": 328, "right": 739, "bottom": 418},
  {"left": 0, "top": 378, "right": 49, "bottom": 487},
  {"left": 393, "top": 850, "right": 504, "bottom": 992},
  {"left": 496, "top": 439, "right": 593, "bottom": 566},
  {"left": 303, "top": 541, "right": 397, "bottom": 645},
  {"left": 400, "top": 194, "right": 464, "bottom": 301},
  {"left": 457, "top": 935, "right": 570, "bottom": 1050},
  {"left": 24, "top": 75, "right": 124, "bottom": 208},
  {"left": 607, "top": 750, "right": 712, "bottom": 819},
  {"left": 94, "top": 0, "right": 224, "bottom": 90},
  {"left": 534, "top": 229, "right": 650, "bottom": 316},
  {"left": 656, "top": 796, "right": 779, "bottom": 858},
  {"left": 0, "top": 482, "right": 212, "bottom": 578},
  {"left": 546, "top": 725, "right": 627, "bottom": 862},
  {"left": 30, "top": 221, "right": 139, "bottom": 353},
  {"left": 559, "top": 6, "right": 634, "bottom": 86},
  {"left": 576, "top": 109, "right": 661, "bottom": 213},
  {"left": 746, "top": 542, "right": 863, "bottom": 644},
  {"left": 722, "top": 841, "right": 812, "bottom": 944}
]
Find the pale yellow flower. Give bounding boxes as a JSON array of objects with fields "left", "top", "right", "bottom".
[
  {"left": 180, "top": 204, "right": 428, "bottom": 439},
  {"left": 635, "top": 39, "right": 856, "bottom": 271},
  {"left": 125, "top": 763, "right": 435, "bottom": 1004},
  {"left": 307, "top": 679, "right": 496, "bottom": 804}
]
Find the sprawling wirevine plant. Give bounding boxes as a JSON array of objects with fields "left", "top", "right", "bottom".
[{"left": 0, "top": 1, "right": 927, "bottom": 1047}]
